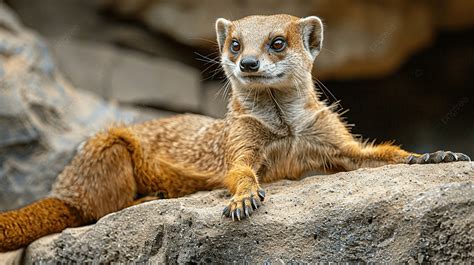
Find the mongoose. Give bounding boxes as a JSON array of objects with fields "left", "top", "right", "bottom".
[{"left": 0, "top": 14, "right": 470, "bottom": 252}]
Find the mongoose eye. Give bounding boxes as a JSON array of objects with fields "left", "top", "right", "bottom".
[
  {"left": 270, "top": 38, "right": 286, "bottom": 52},
  {"left": 230, "top": 39, "right": 241, "bottom": 53}
]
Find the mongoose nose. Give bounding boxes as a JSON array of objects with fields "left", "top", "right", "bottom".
[{"left": 239, "top": 56, "right": 260, "bottom": 72}]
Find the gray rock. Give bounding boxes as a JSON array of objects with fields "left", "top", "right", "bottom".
[
  {"left": 200, "top": 81, "right": 228, "bottom": 118},
  {"left": 9, "top": 0, "right": 202, "bottom": 73},
  {"left": 108, "top": 48, "right": 201, "bottom": 111},
  {"left": 0, "top": 3, "right": 164, "bottom": 211},
  {"left": 0, "top": 248, "right": 23, "bottom": 265},
  {"left": 6, "top": 0, "right": 104, "bottom": 40},
  {"left": 52, "top": 40, "right": 202, "bottom": 112},
  {"left": 2, "top": 162, "right": 471, "bottom": 263},
  {"left": 51, "top": 40, "right": 115, "bottom": 96}
]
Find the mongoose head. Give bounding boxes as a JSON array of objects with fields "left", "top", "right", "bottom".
[{"left": 216, "top": 14, "right": 323, "bottom": 90}]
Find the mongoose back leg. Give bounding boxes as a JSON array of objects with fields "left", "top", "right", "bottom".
[{"left": 52, "top": 131, "right": 139, "bottom": 222}]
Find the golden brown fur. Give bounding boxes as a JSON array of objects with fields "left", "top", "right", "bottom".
[
  {"left": 0, "top": 14, "right": 470, "bottom": 252},
  {"left": 0, "top": 198, "right": 82, "bottom": 251}
]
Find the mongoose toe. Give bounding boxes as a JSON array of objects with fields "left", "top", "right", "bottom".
[{"left": 407, "top": 151, "right": 470, "bottom": 164}]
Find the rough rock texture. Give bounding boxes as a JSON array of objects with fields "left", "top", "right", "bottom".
[
  {"left": 0, "top": 3, "right": 164, "bottom": 211},
  {"left": 104, "top": 0, "right": 474, "bottom": 79},
  {"left": 0, "top": 163, "right": 471, "bottom": 263}
]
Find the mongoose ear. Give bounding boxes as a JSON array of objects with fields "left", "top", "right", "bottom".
[
  {"left": 216, "top": 18, "right": 232, "bottom": 53},
  {"left": 298, "top": 16, "right": 324, "bottom": 60}
]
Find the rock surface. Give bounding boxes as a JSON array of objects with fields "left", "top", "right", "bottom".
[
  {"left": 104, "top": 0, "right": 474, "bottom": 79},
  {"left": 1, "top": 162, "right": 472, "bottom": 263},
  {"left": 0, "top": 3, "right": 164, "bottom": 211}
]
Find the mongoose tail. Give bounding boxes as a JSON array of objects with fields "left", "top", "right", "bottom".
[
  {"left": 0, "top": 126, "right": 147, "bottom": 252},
  {"left": 0, "top": 198, "right": 83, "bottom": 252}
]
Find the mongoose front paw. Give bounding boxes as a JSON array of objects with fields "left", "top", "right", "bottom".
[
  {"left": 407, "top": 151, "right": 471, "bottom": 164},
  {"left": 222, "top": 189, "right": 265, "bottom": 221}
]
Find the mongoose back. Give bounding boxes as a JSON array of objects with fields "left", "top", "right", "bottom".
[{"left": 0, "top": 14, "right": 470, "bottom": 252}]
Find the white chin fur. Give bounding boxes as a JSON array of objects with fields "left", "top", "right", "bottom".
[
  {"left": 235, "top": 73, "right": 286, "bottom": 86},
  {"left": 237, "top": 77, "right": 279, "bottom": 87}
]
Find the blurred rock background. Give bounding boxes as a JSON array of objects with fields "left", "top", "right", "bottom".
[{"left": 0, "top": 0, "right": 473, "bottom": 210}]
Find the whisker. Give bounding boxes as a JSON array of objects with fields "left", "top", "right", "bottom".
[
  {"left": 194, "top": 52, "right": 221, "bottom": 64},
  {"left": 187, "top": 37, "right": 218, "bottom": 46},
  {"left": 321, "top": 47, "right": 337, "bottom": 55},
  {"left": 266, "top": 88, "right": 284, "bottom": 114},
  {"left": 219, "top": 78, "right": 232, "bottom": 100},
  {"left": 314, "top": 78, "right": 342, "bottom": 110}
]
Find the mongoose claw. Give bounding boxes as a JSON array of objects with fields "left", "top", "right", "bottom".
[
  {"left": 222, "top": 206, "right": 230, "bottom": 217},
  {"left": 244, "top": 206, "right": 250, "bottom": 218},
  {"left": 251, "top": 197, "right": 259, "bottom": 210},
  {"left": 407, "top": 150, "right": 471, "bottom": 164},
  {"left": 457, "top": 153, "right": 472, "bottom": 162},
  {"left": 224, "top": 190, "right": 264, "bottom": 221},
  {"left": 235, "top": 208, "right": 242, "bottom": 221}
]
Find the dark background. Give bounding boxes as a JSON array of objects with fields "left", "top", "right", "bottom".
[{"left": 329, "top": 30, "right": 474, "bottom": 156}]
